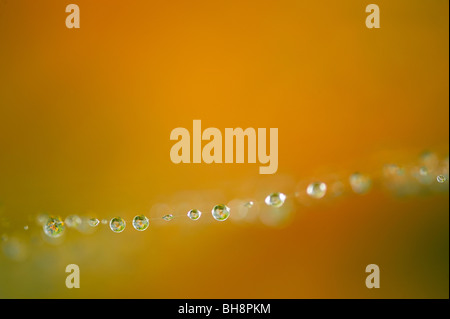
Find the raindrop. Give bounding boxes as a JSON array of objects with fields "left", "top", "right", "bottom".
[
  {"left": 132, "top": 215, "right": 149, "bottom": 231},
  {"left": 187, "top": 209, "right": 202, "bottom": 221},
  {"left": 264, "top": 192, "right": 286, "bottom": 207},
  {"left": 211, "top": 204, "right": 231, "bottom": 221}
]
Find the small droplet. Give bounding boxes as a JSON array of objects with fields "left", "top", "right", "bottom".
[
  {"left": 1, "top": 234, "right": 8, "bottom": 242},
  {"left": 132, "top": 215, "right": 149, "bottom": 231},
  {"left": 24, "top": 225, "right": 29, "bottom": 231},
  {"left": 43, "top": 217, "right": 65, "bottom": 238},
  {"left": 211, "top": 204, "right": 230, "bottom": 221},
  {"left": 306, "top": 182, "right": 327, "bottom": 199},
  {"left": 243, "top": 201, "right": 254, "bottom": 208},
  {"left": 65, "top": 215, "right": 82, "bottom": 228},
  {"left": 264, "top": 192, "right": 286, "bottom": 207},
  {"left": 88, "top": 218, "right": 100, "bottom": 227},
  {"left": 349, "top": 173, "right": 372, "bottom": 194},
  {"left": 162, "top": 214, "right": 174, "bottom": 221},
  {"left": 101, "top": 219, "right": 108, "bottom": 225},
  {"left": 109, "top": 217, "right": 126, "bottom": 233},
  {"left": 187, "top": 209, "right": 201, "bottom": 221},
  {"left": 437, "top": 175, "right": 447, "bottom": 183}
]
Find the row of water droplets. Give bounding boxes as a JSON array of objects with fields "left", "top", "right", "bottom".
[
  {"left": 1, "top": 150, "right": 448, "bottom": 245},
  {"left": 40, "top": 204, "right": 233, "bottom": 237}
]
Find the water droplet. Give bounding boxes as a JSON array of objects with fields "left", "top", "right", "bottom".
[
  {"left": 349, "top": 173, "right": 372, "bottom": 194},
  {"left": 243, "top": 201, "right": 254, "bottom": 208},
  {"left": 65, "top": 215, "right": 82, "bottom": 228},
  {"left": 211, "top": 204, "right": 231, "bottom": 221},
  {"left": 306, "top": 182, "right": 327, "bottom": 199},
  {"left": 109, "top": 217, "right": 126, "bottom": 233},
  {"left": 187, "top": 209, "right": 202, "bottom": 220},
  {"left": 101, "top": 219, "right": 108, "bottom": 225},
  {"left": 264, "top": 192, "right": 286, "bottom": 207},
  {"left": 88, "top": 218, "right": 100, "bottom": 227},
  {"left": 132, "top": 215, "right": 149, "bottom": 231},
  {"left": 437, "top": 175, "right": 447, "bottom": 183},
  {"left": 43, "top": 217, "right": 65, "bottom": 238},
  {"left": 162, "top": 214, "right": 174, "bottom": 221},
  {"left": 24, "top": 225, "right": 29, "bottom": 231}
]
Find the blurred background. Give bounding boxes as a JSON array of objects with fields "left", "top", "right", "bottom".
[{"left": 0, "top": 0, "right": 448, "bottom": 298}]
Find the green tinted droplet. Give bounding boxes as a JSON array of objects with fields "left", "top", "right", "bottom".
[
  {"left": 88, "top": 218, "right": 100, "bottom": 227},
  {"left": 43, "top": 217, "right": 65, "bottom": 238},
  {"left": 110, "top": 217, "right": 126, "bottom": 233},
  {"left": 264, "top": 192, "right": 286, "bottom": 207},
  {"left": 187, "top": 209, "right": 201, "bottom": 221},
  {"left": 211, "top": 204, "right": 230, "bottom": 221},
  {"left": 162, "top": 214, "right": 174, "bottom": 221},
  {"left": 437, "top": 175, "right": 447, "bottom": 183},
  {"left": 132, "top": 215, "right": 149, "bottom": 231},
  {"left": 306, "top": 182, "right": 327, "bottom": 199}
]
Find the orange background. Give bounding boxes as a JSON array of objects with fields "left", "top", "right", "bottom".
[{"left": 0, "top": 0, "right": 448, "bottom": 298}]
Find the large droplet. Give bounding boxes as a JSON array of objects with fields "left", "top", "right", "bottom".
[
  {"left": 211, "top": 204, "right": 230, "bottom": 221},
  {"left": 132, "top": 215, "right": 149, "bottom": 231},
  {"left": 349, "top": 173, "right": 372, "bottom": 194},
  {"left": 43, "top": 217, "right": 65, "bottom": 238},
  {"left": 187, "top": 209, "right": 202, "bottom": 221},
  {"left": 264, "top": 192, "right": 286, "bottom": 207},
  {"left": 110, "top": 217, "right": 126, "bottom": 233},
  {"left": 306, "top": 182, "right": 327, "bottom": 199}
]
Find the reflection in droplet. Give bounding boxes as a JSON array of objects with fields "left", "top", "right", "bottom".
[
  {"left": 43, "top": 217, "right": 65, "bottom": 238},
  {"left": 110, "top": 217, "right": 126, "bottom": 233},
  {"left": 211, "top": 204, "right": 231, "bottom": 221},
  {"left": 162, "top": 214, "right": 174, "bottom": 221},
  {"left": 88, "top": 218, "right": 100, "bottom": 227},
  {"left": 187, "top": 209, "right": 201, "bottom": 221},
  {"left": 306, "top": 182, "right": 327, "bottom": 199},
  {"left": 264, "top": 193, "right": 286, "bottom": 207},
  {"left": 132, "top": 215, "right": 149, "bottom": 231}
]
